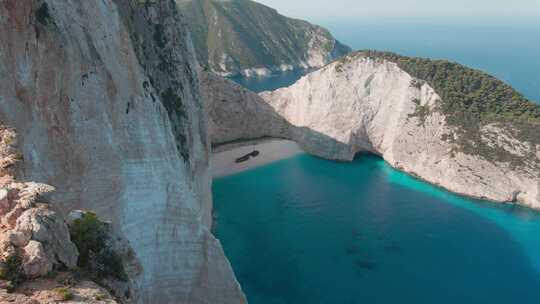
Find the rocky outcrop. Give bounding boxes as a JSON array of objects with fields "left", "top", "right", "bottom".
[
  {"left": 205, "top": 54, "right": 540, "bottom": 209},
  {"left": 1, "top": 277, "right": 120, "bottom": 304},
  {"left": 0, "top": 126, "right": 140, "bottom": 303},
  {"left": 0, "top": 1, "right": 245, "bottom": 303},
  {"left": 178, "top": 0, "right": 351, "bottom": 77},
  {"left": 201, "top": 72, "right": 291, "bottom": 145},
  {"left": 0, "top": 127, "right": 78, "bottom": 280}
]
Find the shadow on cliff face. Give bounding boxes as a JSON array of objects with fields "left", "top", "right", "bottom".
[{"left": 204, "top": 72, "right": 356, "bottom": 160}]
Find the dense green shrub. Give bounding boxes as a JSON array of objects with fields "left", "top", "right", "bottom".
[
  {"left": 36, "top": 3, "right": 52, "bottom": 26},
  {"left": 94, "top": 293, "right": 107, "bottom": 301},
  {"left": 2, "top": 133, "right": 14, "bottom": 145},
  {"left": 410, "top": 79, "right": 424, "bottom": 89},
  {"left": 54, "top": 287, "right": 73, "bottom": 301},
  {"left": 0, "top": 255, "right": 26, "bottom": 292},
  {"left": 69, "top": 212, "right": 128, "bottom": 282}
]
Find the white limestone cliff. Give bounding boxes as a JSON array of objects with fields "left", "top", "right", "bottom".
[
  {"left": 201, "top": 72, "right": 291, "bottom": 145},
  {"left": 205, "top": 57, "right": 539, "bottom": 210},
  {"left": 0, "top": 1, "right": 245, "bottom": 303}
]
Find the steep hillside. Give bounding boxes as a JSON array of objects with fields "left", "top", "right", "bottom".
[
  {"left": 178, "top": 0, "right": 351, "bottom": 76},
  {"left": 352, "top": 51, "right": 540, "bottom": 169},
  {"left": 0, "top": 0, "right": 245, "bottom": 303},
  {"left": 204, "top": 53, "right": 540, "bottom": 209}
]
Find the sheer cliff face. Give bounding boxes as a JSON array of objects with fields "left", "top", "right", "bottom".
[
  {"left": 206, "top": 57, "right": 539, "bottom": 209},
  {"left": 0, "top": 1, "right": 245, "bottom": 303},
  {"left": 177, "top": 0, "right": 351, "bottom": 77},
  {"left": 201, "top": 71, "right": 291, "bottom": 144}
]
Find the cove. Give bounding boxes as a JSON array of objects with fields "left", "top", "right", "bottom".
[
  {"left": 228, "top": 69, "right": 310, "bottom": 93},
  {"left": 213, "top": 154, "right": 540, "bottom": 304}
]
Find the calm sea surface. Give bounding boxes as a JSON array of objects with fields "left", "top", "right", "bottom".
[
  {"left": 216, "top": 22, "right": 540, "bottom": 304},
  {"left": 232, "top": 22, "right": 540, "bottom": 104}
]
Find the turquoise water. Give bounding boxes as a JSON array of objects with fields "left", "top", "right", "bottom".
[
  {"left": 229, "top": 69, "right": 310, "bottom": 93},
  {"left": 217, "top": 21, "right": 540, "bottom": 303},
  {"left": 213, "top": 154, "right": 540, "bottom": 304}
]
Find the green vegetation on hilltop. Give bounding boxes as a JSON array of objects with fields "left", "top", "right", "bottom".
[
  {"left": 177, "top": 0, "right": 350, "bottom": 75},
  {"left": 350, "top": 51, "right": 540, "bottom": 168}
]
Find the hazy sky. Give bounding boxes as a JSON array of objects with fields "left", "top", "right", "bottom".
[{"left": 255, "top": 0, "right": 540, "bottom": 22}]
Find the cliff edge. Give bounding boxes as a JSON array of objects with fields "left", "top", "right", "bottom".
[{"left": 0, "top": 1, "right": 245, "bottom": 303}]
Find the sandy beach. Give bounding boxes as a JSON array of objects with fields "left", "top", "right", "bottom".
[{"left": 211, "top": 138, "right": 304, "bottom": 178}]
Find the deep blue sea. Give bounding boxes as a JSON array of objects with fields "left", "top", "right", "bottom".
[
  {"left": 232, "top": 22, "right": 540, "bottom": 104},
  {"left": 216, "top": 22, "right": 540, "bottom": 304}
]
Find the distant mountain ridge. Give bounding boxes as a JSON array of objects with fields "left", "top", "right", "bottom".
[{"left": 177, "top": 0, "right": 351, "bottom": 77}]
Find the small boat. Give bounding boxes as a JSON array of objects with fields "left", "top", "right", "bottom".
[
  {"left": 235, "top": 154, "right": 251, "bottom": 163},
  {"left": 235, "top": 150, "right": 260, "bottom": 163}
]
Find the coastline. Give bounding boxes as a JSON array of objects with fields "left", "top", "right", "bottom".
[
  {"left": 211, "top": 139, "right": 303, "bottom": 178},
  {"left": 213, "top": 139, "right": 536, "bottom": 210}
]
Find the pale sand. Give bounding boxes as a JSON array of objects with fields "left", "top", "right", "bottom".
[{"left": 211, "top": 139, "right": 304, "bottom": 178}]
